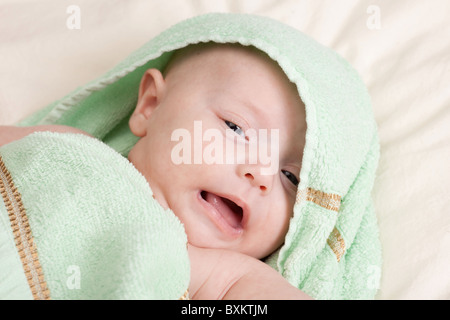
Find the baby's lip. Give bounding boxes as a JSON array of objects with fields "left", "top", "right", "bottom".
[{"left": 198, "top": 190, "right": 249, "bottom": 237}]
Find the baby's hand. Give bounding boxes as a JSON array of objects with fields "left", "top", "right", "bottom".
[{"left": 187, "top": 244, "right": 312, "bottom": 300}]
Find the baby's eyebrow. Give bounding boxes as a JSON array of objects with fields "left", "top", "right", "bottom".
[
  {"left": 226, "top": 93, "right": 256, "bottom": 112},
  {"left": 239, "top": 98, "right": 259, "bottom": 115},
  {"left": 282, "top": 140, "right": 304, "bottom": 167},
  {"left": 226, "top": 94, "right": 271, "bottom": 129}
]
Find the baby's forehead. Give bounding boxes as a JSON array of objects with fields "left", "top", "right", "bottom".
[
  {"left": 170, "top": 44, "right": 303, "bottom": 105},
  {"left": 166, "top": 43, "right": 301, "bottom": 102},
  {"left": 165, "top": 42, "right": 288, "bottom": 81}
]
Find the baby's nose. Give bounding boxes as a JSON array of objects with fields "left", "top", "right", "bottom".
[{"left": 238, "top": 164, "right": 274, "bottom": 194}]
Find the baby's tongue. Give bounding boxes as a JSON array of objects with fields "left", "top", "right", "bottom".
[{"left": 204, "top": 192, "right": 242, "bottom": 228}]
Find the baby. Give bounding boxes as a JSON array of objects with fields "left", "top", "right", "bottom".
[{"left": 0, "top": 43, "right": 309, "bottom": 299}]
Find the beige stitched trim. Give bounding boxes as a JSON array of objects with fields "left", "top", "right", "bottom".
[
  {"left": 0, "top": 155, "right": 50, "bottom": 300},
  {"left": 327, "top": 227, "right": 346, "bottom": 262},
  {"left": 295, "top": 187, "right": 341, "bottom": 212},
  {"left": 295, "top": 188, "right": 344, "bottom": 261},
  {"left": 179, "top": 289, "right": 189, "bottom": 300}
]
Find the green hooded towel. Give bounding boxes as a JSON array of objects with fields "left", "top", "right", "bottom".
[{"left": 3, "top": 13, "right": 381, "bottom": 299}]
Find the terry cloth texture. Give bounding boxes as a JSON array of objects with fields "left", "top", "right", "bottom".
[
  {"left": 18, "top": 13, "right": 381, "bottom": 299},
  {"left": 0, "top": 132, "right": 189, "bottom": 299}
]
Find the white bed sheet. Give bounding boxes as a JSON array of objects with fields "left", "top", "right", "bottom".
[{"left": 1, "top": 0, "right": 449, "bottom": 299}]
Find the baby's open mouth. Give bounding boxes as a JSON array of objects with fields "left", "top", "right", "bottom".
[{"left": 200, "top": 191, "right": 244, "bottom": 229}]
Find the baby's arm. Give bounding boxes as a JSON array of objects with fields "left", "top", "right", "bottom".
[
  {"left": 0, "top": 125, "right": 91, "bottom": 147},
  {"left": 222, "top": 256, "right": 311, "bottom": 300},
  {"left": 188, "top": 245, "right": 312, "bottom": 300}
]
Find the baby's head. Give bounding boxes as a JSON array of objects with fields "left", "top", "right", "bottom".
[{"left": 128, "top": 43, "right": 306, "bottom": 259}]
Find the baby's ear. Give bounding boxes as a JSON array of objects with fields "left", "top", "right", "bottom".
[{"left": 129, "top": 68, "right": 166, "bottom": 137}]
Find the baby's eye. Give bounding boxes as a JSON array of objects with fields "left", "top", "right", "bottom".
[
  {"left": 225, "top": 120, "right": 245, "bottom": 138},
  {"left": 282, "top": 170, "right": 299, "bottom": 186}
]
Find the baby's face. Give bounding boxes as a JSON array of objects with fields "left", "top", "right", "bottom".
[{"left": 128, "top": 44, "right": 306, "bottom": 259}]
